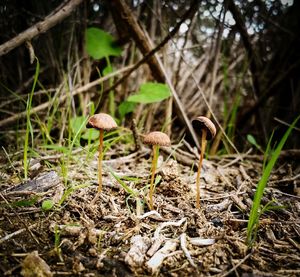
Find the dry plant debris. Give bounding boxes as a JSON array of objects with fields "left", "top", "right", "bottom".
[
  {"left": 0, "top": 146, "right": 300, "bottom": 276},
  {"left": 21, "top": 251, "right": 53, "bottom": 277}
]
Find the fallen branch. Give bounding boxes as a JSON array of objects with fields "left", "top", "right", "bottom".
[
  {"left": 108, "top": 0, "right": 198, "bottom": 83},
  {"left": 106, "top": 0, "right": 200, "bottom": 148},
  {"left": 0, "top": 223, "right": 38, "bottom": 245},
  {"left": 5, "top": 171, "right": 60, "bottom": 193},
  {"left": 0, "top": 0, "right": 84, "bottom": 56}
]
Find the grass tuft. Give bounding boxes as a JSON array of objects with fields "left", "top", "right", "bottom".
[{"left": 246, "top": 114, "right": 300, "bottom": 247}]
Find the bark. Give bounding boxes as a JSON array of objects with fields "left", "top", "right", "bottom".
[{"left": 0, "top": 0, "right": 84, "bottom": 56}]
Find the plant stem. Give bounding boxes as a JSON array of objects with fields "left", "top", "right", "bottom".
[
  {"left": 149, "top": 145, "right": 157, "bottom": 210},
  {"left": 196, "top": 129, "right": 207, "bottom": 208},
  {"left": 24, "top": 57, "right": 40, "bottom": 180},
  {"left": 98, "top": 129, "right": 104, "bottom": 192},
  {"left": 105, "top": 56, "right": 115, "bottom": 118}
]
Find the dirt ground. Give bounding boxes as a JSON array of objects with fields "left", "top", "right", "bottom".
[{"left": 0, "top": 145, "right": 300, "bottom": 276}]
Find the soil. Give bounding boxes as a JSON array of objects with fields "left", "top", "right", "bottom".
[{"left": 0, "top": 146, "right": 300, "bottom": 276}]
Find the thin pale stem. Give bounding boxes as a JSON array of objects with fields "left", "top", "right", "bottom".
[
  {"left": 196, "top": 129, "right": 207, "bottom": 208},
  {"left": 149, "top": 145, "right": 158, "bottom": 210},
  {"left": 98, "top": 129, "right": 104, "bottom": 193}
]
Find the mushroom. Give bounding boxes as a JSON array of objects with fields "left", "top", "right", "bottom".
[
  {"left": 86, "top": 113, "right": 118, "bottom": 193},
  {"left": 143, "top": 131, "right": 171, "bottom": 210},
  {"left": 192, "top": 116, "right": 216, "bottom": 208}
]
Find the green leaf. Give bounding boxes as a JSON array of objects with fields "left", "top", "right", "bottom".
[
  {"left": 40, "top": 144, "right": 68, "bottom": 152},
  {"left": 118, "top": 101, "right": 136, "bottom": 119},
  {"left": 103, "top": 64, "right": 113, "bottom": 76},
  {"left": 58, "top": 183, "right": 90, "bottom": 206},
  {"left": 12, "top": 196, "right": 39, "bottom": 207},
  {"left": 262, "top": 203, "right": 286, "bottom": 213},
  {"left": 247, "top": 134, "right": 257, "bottom": 146},
  {"left": 127, "top": 82, "right": 171, "bottom": 104},
  {"left": 86, "top": 27, "right": 122, "bottom": 59},
  {"left": 155, "top": 175, "right": 162, "bottom": 185},
  {"left": 81, "top": 128, "right": 99, "bottom": 140},
  {"left": 70, "top": 116, "right": 86, "bottom": 135},
  {"left": 42, "top": 199, "right": 54, "bottom": 211}
]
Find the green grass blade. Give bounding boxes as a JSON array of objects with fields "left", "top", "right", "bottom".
[
  {"left": 107, "top": 166, "right": 136, "bottom": 195},
  {"left": 262, "top": 130, "right": 275, "bottom": 171},
  {"left": 58, "top": 183, "right": 90, "bottom": 206},
  {"left": 23, "top": 57, "right": 40, "bottom": 180},
  {"left": 10, "top": 196, "right": 39, "bottom": 207},
  {"left": 247, "top": 114, "right": 300, "bottom": 246}
]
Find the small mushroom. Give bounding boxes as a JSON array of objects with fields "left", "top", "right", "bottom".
[
  {"left": 86, "top": 113, "right": 117, "bottom": 193},
  {"left": 143, "top": 131, "right": 171, "bottom": 210},
  {"left": 192, "top": 116, "right": 216, "bottom": 208}
]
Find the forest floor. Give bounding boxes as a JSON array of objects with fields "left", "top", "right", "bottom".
[{"left": 0, "top": 145, "right": 300, "bottom": 277}]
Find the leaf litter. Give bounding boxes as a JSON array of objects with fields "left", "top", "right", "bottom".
[{"left": 0, "top": 145, "right": 300, "bottom": 276}]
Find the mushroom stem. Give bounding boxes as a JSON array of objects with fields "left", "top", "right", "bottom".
[
  {"left": 98, "top": 129, "right": 104, "bottom": 193},
  {"left": 196, "top": 128, "right": 207, "bottom": 208},
  {"left": 149, "top": 145, "right": 158, "bottom": 210}
]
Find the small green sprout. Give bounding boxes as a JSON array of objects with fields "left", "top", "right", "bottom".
[{"left": 42, "top": 199, "right": 54, "bottom": 211}]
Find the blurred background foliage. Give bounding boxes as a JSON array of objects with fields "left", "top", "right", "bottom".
[{"left": 0, "top": 0, "right": 299, "bottom": 153}]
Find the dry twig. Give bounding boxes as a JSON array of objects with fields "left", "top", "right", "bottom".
[{"left": 0, "top": 0, "right": 84, "bottom": 56}]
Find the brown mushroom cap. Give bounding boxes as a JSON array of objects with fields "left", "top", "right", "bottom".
[
  {"left": 143, "top": 131, "right": 171, "bottom": 146},
  {"left": 86, "top": 113, "right": 118, "bottom": 131},
  {"left": 192, "top": 116, "right": 216, "bottom": 140}
]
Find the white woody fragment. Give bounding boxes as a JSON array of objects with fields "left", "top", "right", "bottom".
[
  {"left": 206, "top": 198, "right": 230, "bottom": 212},
  {"left": 146, "top": 240, "right": 178, "bottom": 274},
  {"left": 189, "top": 237, "right": 215, "bottom": 246},
  {"left": 137, "top": 210, "right": 164, "bottom": 220},
  {"left": 180, "top": 233, "right": 196, "bottom": 267},
  {"left": 154, "top": 217, "right": 187, "bottom": 240},
  {"left": 147, "top": 235, "right": 164, "bottom": 257},
  {"left": 125, "top": 235, "right": 150, "bottom": 268}
]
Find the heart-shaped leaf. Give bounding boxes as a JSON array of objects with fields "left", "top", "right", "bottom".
[
  {"left": 127, "top": 83, "right": 171, "bottom": 104},
  {"left": 86, "top": 27, "right": 122, "bottom": 59}
]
